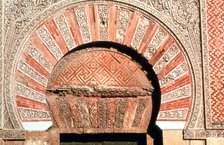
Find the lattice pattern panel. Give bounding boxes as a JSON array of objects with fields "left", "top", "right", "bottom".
[
  {"left": 49, "top": 49, "right": 150, "bottom": 88},
  {"left": 207, "top": 0, "right": 224, "bottom": 125}
]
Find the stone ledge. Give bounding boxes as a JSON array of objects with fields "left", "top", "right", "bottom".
[{"left": 47, "top": 86, "right": 153, "bottom": 97}]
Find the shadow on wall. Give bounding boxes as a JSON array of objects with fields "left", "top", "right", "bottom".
[{"left": 64, "top": 41, "right": 163, "bottom": 145}]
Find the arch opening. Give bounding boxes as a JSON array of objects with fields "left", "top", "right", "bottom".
[
  {"left": 47, "top": 42, "right": 160, "bottom": 130},
  {"left": 46, "top": 42, "right": 161, "bottom": 144}
]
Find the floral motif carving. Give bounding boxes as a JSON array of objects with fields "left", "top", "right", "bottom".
[
  {"left": 131, "top": 17, "right": 150, "bottom": 50},
  {"left": 150, "top": 0, "right": 199, "bottom": 34},
  {"left": 132, "top": 99, "right": 148, "bottom": 127},
  {"left": 98, "top": 99, "right": 108, "bottom": 129},
  {"left": 3, "top": 103, "right": 14, "bottom": 129},
  {"left": 107, "top": 99, "right": 117, "bottom": 128},
  {"left": 54, "top": 14, "right": 76, "bottom": 50},
  {"left": 158, "top": 108, "right": 188, "bottom": 120},
  {"left": 69, "top": 98, "right": 83, "bottom": 128},
  {"left": 153, "top": 45, "right": 180, "bottom": 74},
  {"left": 97, "top": 5, "right": 109, "bottom": 41},
  {"left": 74, "top": 7, "right": 91, "bottom": 43},
  {"left": 161, "top": 84, "right": 191, "bottom": 103},
  {"left": 160, "top": 62, "right": 188, "bottom": 88},
  {"left": 18, "top": 107, "right": 51, "bottom": 120},
  {"left": 114, "top": 99, "right": 128, "bottom": 128},
  {"left": 17, "top": 60, "right": 48, "bottom": 87},
  {"left": 78, "top": 99, "right": 91, "bottom": 128},
  {"left": 26, "top": 43, "right": 53, "bottom": 72},
  {"left": 116, "top": 9, "right": 130, "bottom": 43},
  {"left": 143, "top": 28, "right": 167, "bottom": 59},
  {"left": 88, "top": 99, "right": 98, "bottom": 128},
  {"left": 5, "top": 0, "right": 58, "bottom": 32},
  {"left": 184, "top": 129, "right": 224, "bottom": 139},
  {"left": 16, "top": 83, "right": 46, "bottom": 103},
  {"left": 37, "top": 26, "right": 64, "bottom": 60},
  {"left": 57, "top": 97, "right": 73, "bottom": 128}
]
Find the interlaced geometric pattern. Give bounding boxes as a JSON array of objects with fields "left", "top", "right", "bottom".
[
  {"left": 207, "top": 0, "right": 224, "bottom": 123},
  {"left": 49, "top": 49, "right": 150, "bottom": 88},
  {"left": 47, "top": 48, "right": 152, "bottom": 132},
  {"left": 15, "top": 2, "right": 193, "bottom": 124}
]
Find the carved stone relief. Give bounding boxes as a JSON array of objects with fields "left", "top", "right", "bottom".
[
  {"left": 116, "top": 8, "right": 131, "bottom": 43},
  {"left": 54, "top": 14, "right": 77, "bottom": 50},
  {"left": 0, "top": 0, "right": 3, "bottom": 129},
  {"left": 37, "top": 26, "right": 64, "bottom": 61},
  {"left": 2, "top": 0, "right": 204, "bottom": 140},
  {"left": 46, "top": 48, "right": 153, "bottom": 133},
  {"left": 97, "top": 5, "right": 109, "bottom": 41},
  {"left": 143, "top": 28, "right": 167, "bottom": 59},
  {"left": 74, "top": 7, "right": 91, "bottom": 43},
  {"left": 131, "top": 17, "right": 150, "bottom": 50},
  {"left": 3, "top": 0, "right": 200, "bottom": 65}
]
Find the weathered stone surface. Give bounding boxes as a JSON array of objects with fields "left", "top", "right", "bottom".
[
  {"left": 2, "top": 0, "right": 217, "bottom": 142},
  {"left": 2, "top": 2, "right": 194, "bottom": 135},
  {"left": 47, "top": 48, "right": 153, "bottom": 133}
]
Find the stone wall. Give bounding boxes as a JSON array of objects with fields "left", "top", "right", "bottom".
[{"left": 0, "top": 0, "right": 224, "bottom": 144}]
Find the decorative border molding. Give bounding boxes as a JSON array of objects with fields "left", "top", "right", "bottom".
[
  {"left": 184, "top": 0, "right": 224, "bottom": 138},
  {"left": 0, "top": 130, "right": 25, "bottom": 140},
  {"left": 0, "top": 0, "right": 3, "bottom": 129},
  {"left": 184, "top": 129, "right": 224, "bottom": 139},
  {"left": 200, "top": 0, "right": 211, "bottom": 129}
]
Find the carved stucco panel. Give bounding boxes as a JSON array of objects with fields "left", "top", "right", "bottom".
[
  {"left": 4, "top": 0, "right": 200, "bottom": 62},
  {"left": 2, "top": 0, "right": 202, "bottom": 139}
]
